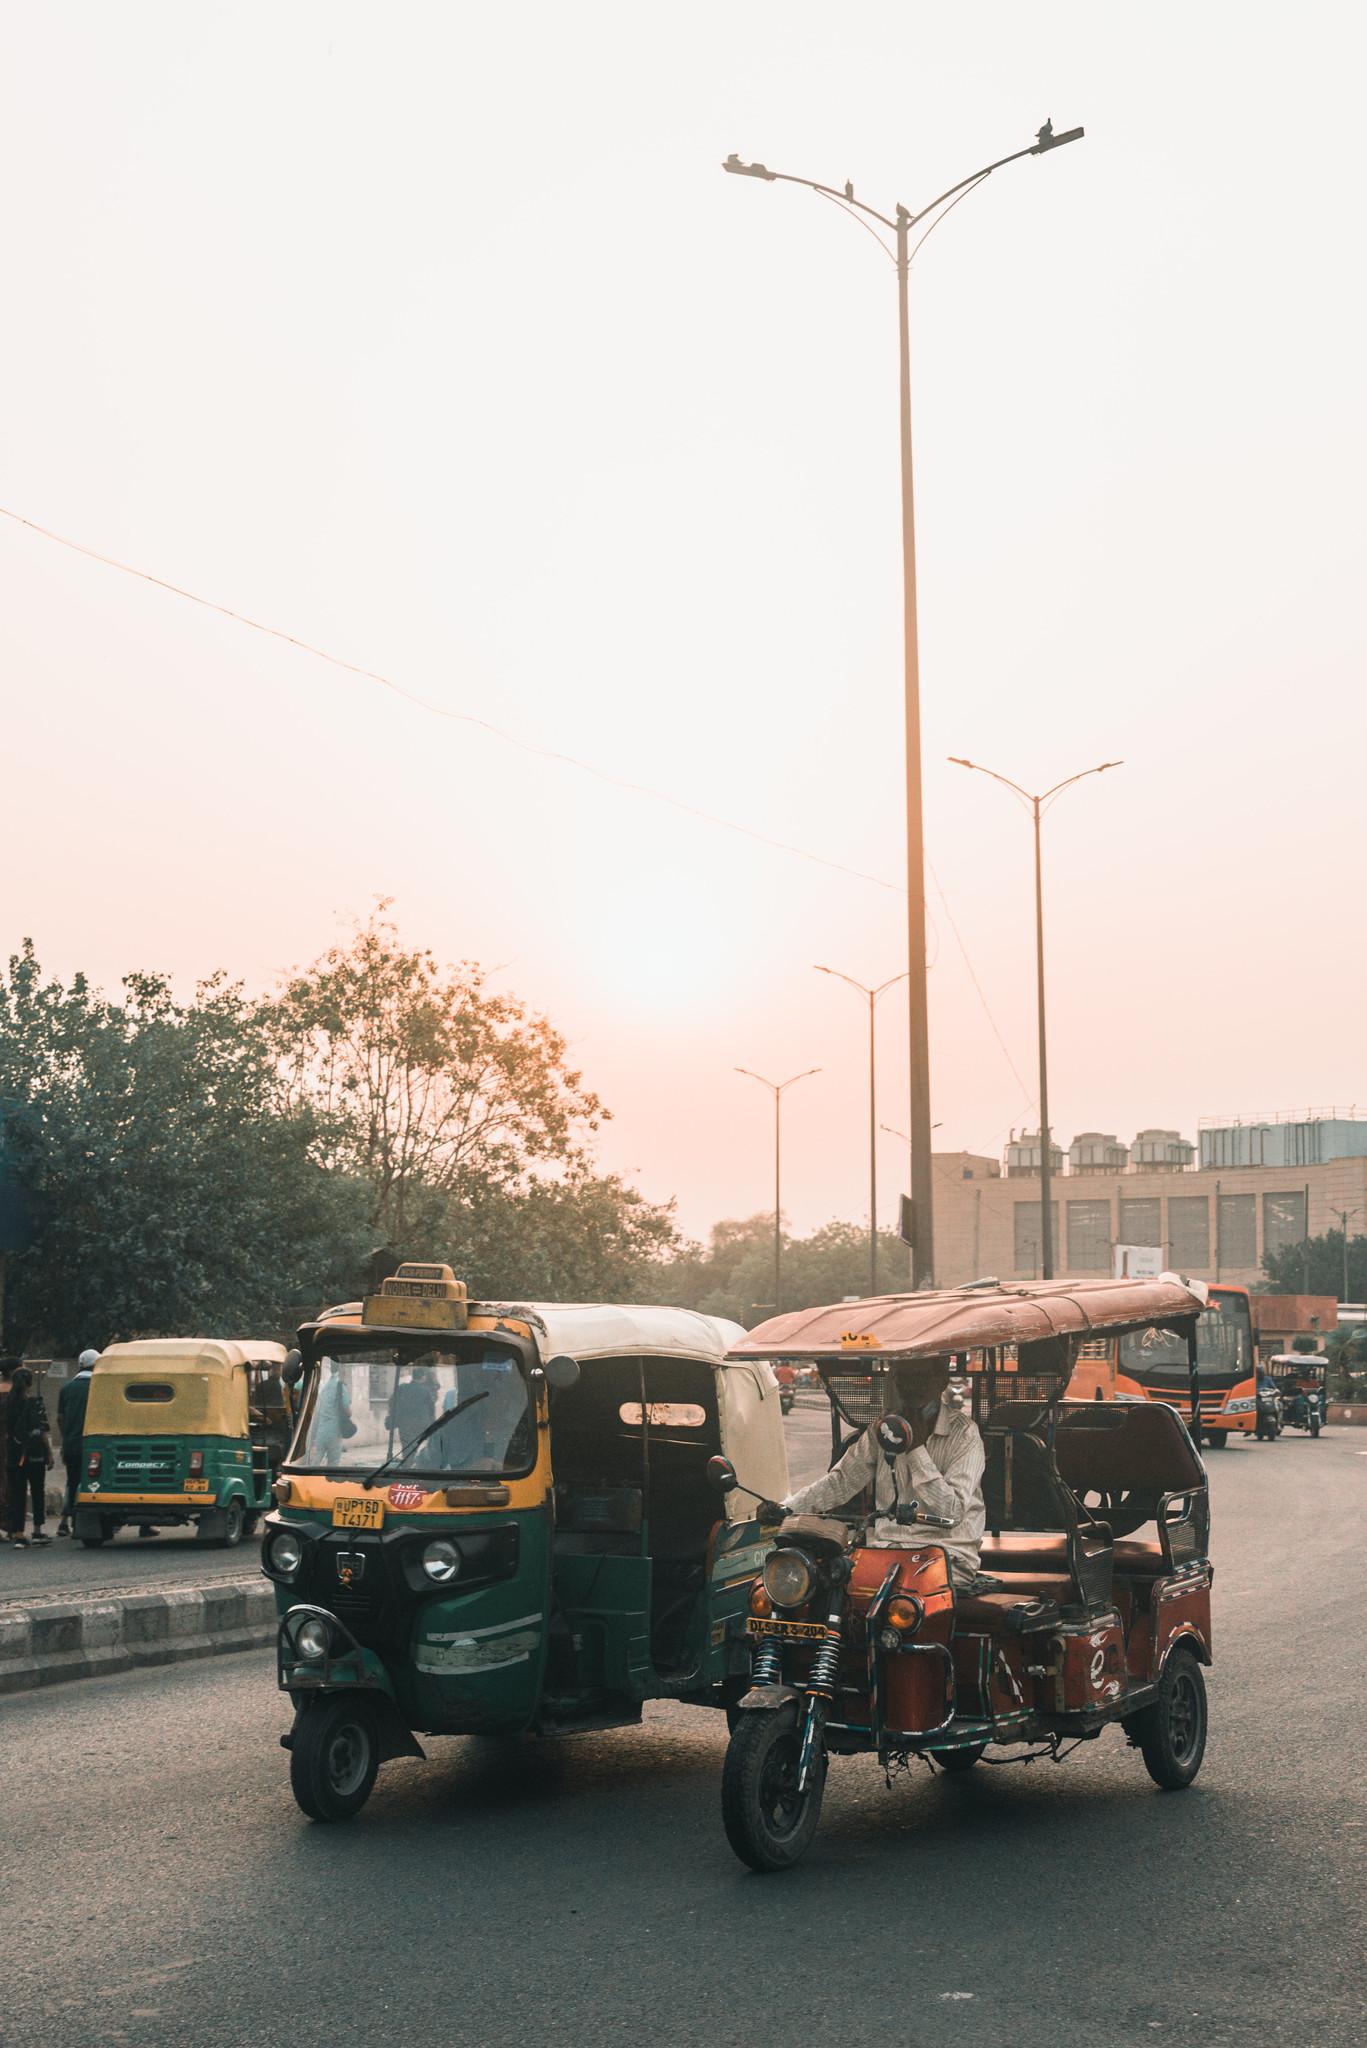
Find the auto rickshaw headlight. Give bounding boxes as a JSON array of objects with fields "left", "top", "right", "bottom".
[
  {"left": 762, "top": 1548, "right": 814, "bottom": 1611},
  {"left": 422, "top": 1539, "right": 461, "bottom": 1585},
  {"left": 295, "top": 1617, "right": 331, "bottom": 1662},
  {"left": 267, "top": 1529, "right": 303, "bottom": 1578}
]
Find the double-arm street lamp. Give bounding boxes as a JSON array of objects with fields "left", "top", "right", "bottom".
[
  {"left": 815, "top": 965, "right": 908, "bottom": 1296},
  {"left": 725, "top": 120, "right": 1084, "bottom": 1287},
  {"left": 948, "top": 757, "right": 1121, "bottom": 1279},
  {"left": 736, "top": 1065, "right": 821, "bottom": 1317}
]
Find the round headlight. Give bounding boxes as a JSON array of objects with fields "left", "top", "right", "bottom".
[
  {"left": 295, "top": 1617, "right": 331, "bottom": 1662},
  {"left": 762, "top": 1548, "right": 814, "bottom": 1611},
  {"left": 269, "top": 1529, "right": 303, "bottom": 1577},
  {"left": 422, "top": 1539, "right": 461, "bottom": 1584}
]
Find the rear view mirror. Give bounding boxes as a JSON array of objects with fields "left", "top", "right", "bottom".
[
  {"left": 876, "top": 1413, "right": 914, "bottom": 1459},
  {"left": 281, "top": 1350, "right": 304, "bottom": 1389},
  {"left": 707, "top": 1455, "right": 739, "bottom": 1494},
  {"left": 544, "top": 1354, "right": 580, "bottom": 1392}
]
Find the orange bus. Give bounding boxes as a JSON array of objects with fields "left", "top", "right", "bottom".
[{"left": 1068, "top": 1283, "right": 1257, "bottom": 1446}]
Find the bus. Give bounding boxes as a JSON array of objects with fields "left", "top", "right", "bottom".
[{"left": 1067, "top": 1283, "right": 1257, "bottom": 1445}]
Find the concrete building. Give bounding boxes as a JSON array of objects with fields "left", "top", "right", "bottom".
[{"left": 929, "top": 1113, "right": 1367, "bottom": 1289}]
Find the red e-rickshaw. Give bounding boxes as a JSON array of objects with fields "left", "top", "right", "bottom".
[{"left": 710, "top": 1277, "right": 1214, "bottom": 1872}]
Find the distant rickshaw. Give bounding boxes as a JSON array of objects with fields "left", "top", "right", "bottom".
[
  {"left": 75, "top": 1339, "right": 290, "bottom": 1547},
  {"left": 1265, "top": 1354, "right": 1328, "bottom": 1436},
  {"left": 262, "top": 1265, "right": 789, "bottom": 1820}
]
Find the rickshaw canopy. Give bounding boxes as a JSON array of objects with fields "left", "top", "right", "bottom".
[
  {"left": 729, "top": 1276, "right": 1208, "bottom": 1369},
  {"left": 86, "top": 1339, "right": 290, "bottom": 1438}
]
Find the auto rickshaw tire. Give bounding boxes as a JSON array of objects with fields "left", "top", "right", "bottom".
[
  {"left": 937, "top": 1743, "right": 987, "bottom": 1773},
  {"left": 80, "top": 1535, "right": 105, "bottom": 1548},
  {"left": 198, "top": 1499, "right": 245, "bottom": 1548},
  {"left": 289, "top": 1698, "right": 380, "bottom": 1822},
  {"left": 1134, "top": 1647, "right": 1207, "bottom": 1791},
  {"left": 1205, "top": 1432, "right": 1227, "bottom": 1449},
  {"left": 242, "top": 1511, "right": 261, "bottom": 1537},
  {"left": 1309, "top": 1413, "right": 1321, "bottom": 1437},
  {"left": 721, "top": 1712, "right": 826, "bottom": 1872}
]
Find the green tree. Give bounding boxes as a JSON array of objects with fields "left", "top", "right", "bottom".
[
  {"left": 451, "top": 1167, "right": 680, "bottom": 1302},
  {"left": 0, "top": 942, "right": 371, "bottom": 1352},
  {"left": 659, "top": 1214, "right": 911, "bottom": 1327},
  {"left": 271, "top": 905, "right": 607, "bottom": 1241},
  {"left": 1261, "top": 1230, "right": 1367, "bottom": 1300}
]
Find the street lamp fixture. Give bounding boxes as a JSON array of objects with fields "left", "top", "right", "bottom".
[
  {"left": 948, "top": 756, "right": 1121, "bottom": 1279},
  {"left": 814, "top": 965, "right": 908, "bottom": 1298},
  {"left": 724, "top": 121, "right": 1084, "bottom": 1289},
  {"left": 735, "top": 1066, "right": 821, "bottom": 1318}
]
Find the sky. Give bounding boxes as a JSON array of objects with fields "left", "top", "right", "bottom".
[{"left": 3, "top": 4, "right": 1365, "bottom": 1246}]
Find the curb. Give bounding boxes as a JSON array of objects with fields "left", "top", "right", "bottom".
[{"left": 0, "top": 1579, "right": 276, "bottom": 1697}]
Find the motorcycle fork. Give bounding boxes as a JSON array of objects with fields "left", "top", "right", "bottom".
[{"left": 797, "top": 1567, "right": 850, "bottom": 1793}]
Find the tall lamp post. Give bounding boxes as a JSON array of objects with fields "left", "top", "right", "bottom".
[
  {"left": 1331, "top": 1206, "right": 1359, "bottom": 1303},
  {"left": 948, "top": 757, "right": 1121, "bottom": 1280},
  {"left": 724, "top": 120, "right": 1083, "bottom": 1289},
  {"left": 735, "top": 1066, "right": 821, "bottom": 1317},
  {"left": 814, "top": 966, "right": 908, "bottom": 1296}
]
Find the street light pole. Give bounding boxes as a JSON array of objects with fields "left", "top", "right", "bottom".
[
  {"left": 735, "top": 1066, "right": 821, "bottom": 1316},
  {"left": 1332, "top": 1206, "right": 1359, "bottom": 1302},
  {"left": 815, "top": 967, "right": 908, "bottom": 1295},
  {"left": 949, "top": 756, "right": 1121, "bottom": 1279},
  {"left": 724, "top": 121, "right": 1083, "bottom": 1291}
]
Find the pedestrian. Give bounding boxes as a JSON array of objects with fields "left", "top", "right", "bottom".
[
  {"left": 5, "top": 1364, "right": 54, "bottom": 1546},
  {"left": 56, "top": 1349, "right": 100, "bottom": 1538},
  {"left": 0, "top": 1356, "right": 15, "bottom": 1543}
]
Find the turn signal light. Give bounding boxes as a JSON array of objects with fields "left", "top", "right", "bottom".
[
  {"left": 272, "top": 1478, "right": 293, "bottom": 1506},
  {"left": 886, "top": 1595, "right": 924, "bottom": 1634},
  {"left": 86, "top": 1450, "right": 102, "bottom": 1477},
  {"left": 188, "top": 1450, "right": 205, "bottom": 1476},
  {"left": 749, "top": 1584, "right": 773, "bottom": 1618}
]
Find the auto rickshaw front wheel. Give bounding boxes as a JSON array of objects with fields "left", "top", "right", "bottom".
[
  {"left": 289, "top": 1698, "right": 380, "bottom": 1822},
  {"left": 1129, "top": 1647, "right": 1207, "bottom": 1791},
  {"left": 721, "top": 1713, "right": 826, "bottom": 1872}
]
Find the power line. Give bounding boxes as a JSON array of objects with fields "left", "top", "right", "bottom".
[{"left": 0, "top": 500, "right": 1032, "bottom": 1102}]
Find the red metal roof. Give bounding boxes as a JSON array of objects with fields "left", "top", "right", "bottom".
[{"left": 730, "top": 1276, "right": 1206, "bottom": 1362}]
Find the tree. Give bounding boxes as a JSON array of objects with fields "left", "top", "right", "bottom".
[
  {"left": 659, "top": 1214, "right": 911, "bottom": 1326},
  {"left": 1261, "top": 1230, "right": 1367, "bottom": 1300},
  {"left": 271, "top": 905, "right": 607, "bottom": 1241},
  {"left": 451, "top": 1168, "right": 680, "bottom": 1302},
  {"left": 0, "top": 943, "right": 371, "bottom": 1352}
]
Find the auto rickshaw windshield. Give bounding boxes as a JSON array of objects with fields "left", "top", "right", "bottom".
[{"left": 291, "top": 1341, "right": 535, "bottom": 1477}]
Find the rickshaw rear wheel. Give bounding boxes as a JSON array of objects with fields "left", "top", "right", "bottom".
[
  {"left": 722, "top": 1713, "right": 826, "bottom": 1872},
  {"left": 290, "top": 1698, "right": 380, "bottom": 1822},
  {"left": 1133, "top": 1647, "right": 1207, "bottom": 1790}
]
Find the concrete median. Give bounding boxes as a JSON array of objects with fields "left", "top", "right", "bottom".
[{"left": 0, "top": 1576, "right": 276, "bottom": 1696}]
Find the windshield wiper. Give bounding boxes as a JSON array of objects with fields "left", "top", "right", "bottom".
[{"left": 362, "top": 1389, "right": 491, "bottom": 1490}]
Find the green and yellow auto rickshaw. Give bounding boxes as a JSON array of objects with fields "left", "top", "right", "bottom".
[
  {"left": 75, "top": 1339, "right": 292, "bottom": 1547},
  {"left": 261, "top": 1264, "right": 789, "bottom": 1821}
]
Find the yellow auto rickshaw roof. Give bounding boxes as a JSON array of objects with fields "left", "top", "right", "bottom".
[{"left": 85, "top": 1339, "right": 289, "bottom": 1437}]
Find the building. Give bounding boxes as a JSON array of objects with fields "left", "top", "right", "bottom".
[{"left": 929, "top": 1111, "right": 1367, "bottom": 1290}]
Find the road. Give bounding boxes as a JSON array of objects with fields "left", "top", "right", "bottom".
[
  {"left": 10, "top": 1422, "right": 1366, "bottom": 2048},
  {"left": 0, "top": 1522, "right": 265, "bottom": 1603}
]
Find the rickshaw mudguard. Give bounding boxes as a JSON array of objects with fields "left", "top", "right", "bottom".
[
  {"left": 735, "top": 1684, "right": 800, "bottom": 1722},
  {"left": 285, "top": 1678, "right": 425, "bottom": 1764}
]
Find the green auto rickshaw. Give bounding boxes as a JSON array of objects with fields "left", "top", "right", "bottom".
[
  {"left": 75, "top": 1339, "right": 292, "bottom": 1547},
  {"left": 262, "top": 1264, "right": 789, "bottom": 1820}
]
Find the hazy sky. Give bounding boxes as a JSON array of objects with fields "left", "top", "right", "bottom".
[{"left": 4, "top": 4, "right": 1364, "bottom": 1243}]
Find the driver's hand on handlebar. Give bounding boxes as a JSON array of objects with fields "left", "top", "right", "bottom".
[{"left": 756, "top": 1498, "right": 786, "bottom": 1528}]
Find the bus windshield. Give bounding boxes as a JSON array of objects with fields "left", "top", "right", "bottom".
[
  {"left": 292, "top": 1341, "right": 534, "bottom": 1476},
  {"left": 1118, "top": 1293, "right": 1252, "bottom": 1387}
]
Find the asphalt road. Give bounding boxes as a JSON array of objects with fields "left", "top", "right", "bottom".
[
  {"left": 9, "top": 1425, "right": 1366, "bottom": 2048},
  {"left": 0, "top": 1522, "right": 265, "bottom": 1602}
]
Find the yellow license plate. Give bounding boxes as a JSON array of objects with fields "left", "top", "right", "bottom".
[
  {"left": 332, "top": 1496, "right": 384, "bottom": 1530},
  {"left": 183, "top": 1478, "right": 209, "bottom": 1493},
  {"left": 746, "top": 1617, "right": 828, "bottom": 1641}
]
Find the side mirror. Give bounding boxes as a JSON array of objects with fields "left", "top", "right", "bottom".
[
  {"left": 543, "top": 1354, "right": 580, "bottom": 1392},
  {"left": 707, "top": 1454, "right": 739, "bottom": 1494},
  {"left": 281, "top": 1350, "right": 304, "bottom": 1389},
  {"left": 876, "top": 1413, "right": 914, "bottom": 1459}
]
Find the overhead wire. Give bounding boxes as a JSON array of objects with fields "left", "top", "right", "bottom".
[{"left": 0, "top": 500, "right": 1030, "bottom": 1104}]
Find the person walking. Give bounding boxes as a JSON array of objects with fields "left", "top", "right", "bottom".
[
  {"left": 56, "top": 1349, "right": 100, "bottom": 1538},
  {"left": 5, "top": 1365, "right": 54, "bottom": 1546}
]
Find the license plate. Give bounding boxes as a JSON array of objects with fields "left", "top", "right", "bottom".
[
  {"left": 184, "top": 1478, "right": 209, "bottom": 1493},
  {"left": 746, "top": 1617, "right": 828, "bottom": 1641},
  {"left": 332, "top": 1496, "right": 384, "bottom": 1530}
]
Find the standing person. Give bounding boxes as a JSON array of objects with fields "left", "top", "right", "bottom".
[
  {"left": 0, "top": 1357, "right": 16, "bottom": 1543},
  {"left": 5, "top": 1365, "right": 54, "bottom": 1547},
  {"left": 311, "top": 1358, "right": 355, "bottom": 1465},
  {"left": 56, "top": 1349, "right": 100, "bottom": 1538}
]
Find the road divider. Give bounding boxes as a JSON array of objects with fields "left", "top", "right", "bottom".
[{"left": 0, "top": 1576, "right": 275, "bottom": 1696}]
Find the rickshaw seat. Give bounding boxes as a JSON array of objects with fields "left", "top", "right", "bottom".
[
  {"left": 979, "top": 1533, "right": 1069, "bottom": 1574},
  {"left": 956, "top": 1586, "right": 1068, "bottom": 1632},
  {"left": 1111, "top": 1538, "right": 1167, "bottom": 1578}
]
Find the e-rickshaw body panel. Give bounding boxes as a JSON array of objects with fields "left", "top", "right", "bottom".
[
  {"left": 264, "top": 1269, "right": 789, "bottom": 1818},
  {"left": 74, "top": 1339, "right": 287, "bottom": 1546},
  {"left": 717, "top": 1277, "right": 1214, "bottom": 1870}
]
